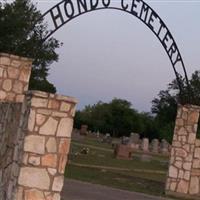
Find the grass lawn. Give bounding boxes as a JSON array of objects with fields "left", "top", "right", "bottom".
[
  {"left": 65, "top": 165, "right": 166, "bottom": 196},
  {"left": 65, "top": 136, "right": 170, "bottom": 197},
  {"left": 72, "top": 136, "right": 113, "bottom": 150}
]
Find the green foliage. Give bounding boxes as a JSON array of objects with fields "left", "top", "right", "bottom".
[
  {"left": 152, "top": 70, "right": 200, "bottom": 142},
  {"left": 151, "top": 89, "right": 177, "bottom": 142},
  {"left": 139, "top": 112, "right": 159, "bottom": 140},
  {"left": 0, "top": 0, "right": 60, "bottom": 93},
  {"left": 75, "top": 98, "right": 156, "bottom": 139},
  {"left": 189, "top": 71, "right": 200, "bottom": 106}
]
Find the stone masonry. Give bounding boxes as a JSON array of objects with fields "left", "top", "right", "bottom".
[
  {"left": 0, "top": 53, "right": 32, "bottom": 103},
  {"left": 0, "top": 53, "right": 32, "bottom": 200},
  {"left": 0, "top": 53, "right": 77, "bottom": 200},
  {"left": 166, "top": 104, "right": 200, "bottom": 199},
  {"left": 0, "top": 103, "right": 29, "bottom": 200},
  {"left": 16, "top": 90, "right": 77, "bottom": 200}
]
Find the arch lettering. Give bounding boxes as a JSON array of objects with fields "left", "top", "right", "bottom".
[{"left": 38, "top": 0, "right": 191, "bottom": 103}]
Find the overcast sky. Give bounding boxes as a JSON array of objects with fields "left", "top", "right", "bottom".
[{"left": 35, "top": 0, "right": 200, "bottom": 112}]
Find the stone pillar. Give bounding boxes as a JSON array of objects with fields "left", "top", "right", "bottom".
[
  {"left": 0, "top": 53, "right": 32, "bottom": 200},
  {"left": 189, "top": 139, "right": 200, "bottom": 195},
  {"left": 15, "top": 91, "right": 77, "bottom": 200},
  {"left": 0, "top": 53, "right": 32, "bottom": 102},
  {"left": 0, "top": 53, "right": 78, "bottom": 200},
  {"left": 0, "top": 102, "right": 29, "bottom": 200},
  {"left": 166, "top": 104, "right": 200, "bottom": 198}
]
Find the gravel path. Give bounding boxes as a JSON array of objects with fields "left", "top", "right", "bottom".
[{"left": 61, "top": 179, "right": 174, "bottom": 200}]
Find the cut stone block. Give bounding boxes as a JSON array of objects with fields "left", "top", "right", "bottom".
[
  {"left": 39, "top": 117, "right": 58, "bottom": 136},
  {"left": 57, "top": 118, "right": 73, "bottom": 137},
  {"left": 46, "top": 137, "right": 57, "bottom": 153},
  {"left": 24, "top": 189, "right": 45, "bottom": 200},
  {"left": 18, "top": 167, "right": 50, "bottom": 190},
  {"left": 42, "top": 154, "right": 57, "bottom": 168},
  {"left": 52, "top": 176, "right": 64, "bottom": 192},
  {"left": 189, "top": 176, "right": 199, "bottom": 194},
  {"left": 24, "top": 135, "right": 45, "bottom": 154}
]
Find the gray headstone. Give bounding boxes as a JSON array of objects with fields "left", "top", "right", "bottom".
[
  {"left": 161, "top": 139, "right": 170, "bottom": 154},
  {"left": 151, "top": 139, "right": 159, "bottom": 153},
  {"left": 141, "top": 138, "right": 149, "bottom": 152},
  {"left": 129, "top": 133, "right": 140, "bottom": 144},
  {"left": 102, "top": 133, "right": 112, "bottom": 144},
  {"left": 121, "top": 136, "right": 129, "bottom": 145}
]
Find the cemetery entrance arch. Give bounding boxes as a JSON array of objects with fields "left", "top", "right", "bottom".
[
  {"left": 39, "top": 0, "right": 191, "bottom": 102},
  {"left": 0, "top": 1, "right": 197, "bottom": 200}
]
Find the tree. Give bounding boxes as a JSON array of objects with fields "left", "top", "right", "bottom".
[
  {"left": 151, "top": 91, "right": 177, "bottom": 142},
  {"left": 151, "top": 70, "right": 200, "bottom": 142},
  {"left": 152, "top": 89, "right": 177, "bottom": 124},
  {"left": 138, "top": 112, "right": 159, "bottom": 140},
  {"left": 74, "top": 98, "right": 157, "bottom": 138},
  {"left": 189, "top": 71, "right": 200, "bottom": 105},
  {"left": 107, "top": 99, "right": 138, "bottom": 137},
  {"left": 0, "top": 0, "right": 61, "bottom": 93}
]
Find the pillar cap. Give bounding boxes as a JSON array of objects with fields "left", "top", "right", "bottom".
[
  {"left": 0, "top": 52, "right": 34, "bottom": 62},
  {"left": 26, "top": 90, "right": 78, "bottom": 104},
  {"left": 178, "top": 104, "right": 200, "bottom": 110}
]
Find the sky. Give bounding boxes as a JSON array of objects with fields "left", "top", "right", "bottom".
[{"left": 35, "top": 0, "right": 200, "bottom": 112}]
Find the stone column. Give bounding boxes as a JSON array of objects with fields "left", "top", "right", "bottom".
[
  {"left": 0, "top": 53, "right": 32, "bottom": 200},
  {"left": 166, "top": 104, "right": 200, "bottom": 198},
  {"left": 0, "top": 53, "right": 32, "bottom": 102},
  {"left": 15, "top": 91, "right": 77, "bottom": 200},
  {"left": 189, "top": 139, "right": 200, "bottom": 195}
]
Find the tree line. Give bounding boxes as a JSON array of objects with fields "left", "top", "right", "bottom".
[{"left": 75, "top": 71, "right": 200, "bottom": 143}]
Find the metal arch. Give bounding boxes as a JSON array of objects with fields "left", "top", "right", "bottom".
[{"left": 37, "top": 0, "right": 191, "bottom": 103}]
